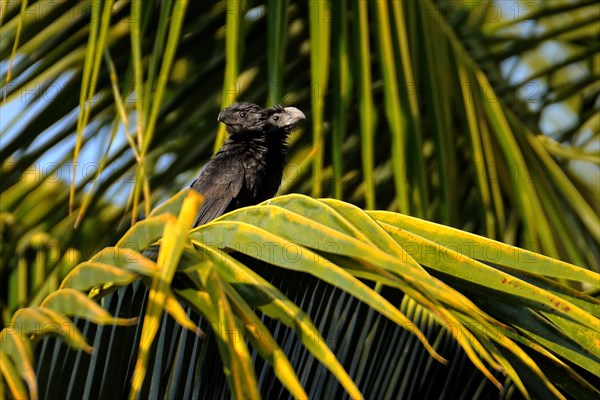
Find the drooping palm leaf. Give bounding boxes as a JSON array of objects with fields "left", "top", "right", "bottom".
[{"left": 2, "top": 192, "right": 598, "bottom": 398}]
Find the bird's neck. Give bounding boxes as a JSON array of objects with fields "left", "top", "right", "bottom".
[
  {"left": 223, "top": 134, "right": 287, "bottom": 154},
  {"left": 219, "top": 134, "right": 288, "bottom": 172},
  {"left": 223, "top": 135, "right": 267, "bottom": 153}
]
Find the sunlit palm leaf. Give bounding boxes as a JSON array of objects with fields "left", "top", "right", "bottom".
[{"left": 3, "top": 193, "right": 598, "bottom": 398}]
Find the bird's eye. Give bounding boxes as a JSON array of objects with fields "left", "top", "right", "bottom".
[
  {"left": 273, "top": 115, "right": 279, "bottom": 121},
  {"left": 240, "top": 112, "right": 246, "bottom": 118}
]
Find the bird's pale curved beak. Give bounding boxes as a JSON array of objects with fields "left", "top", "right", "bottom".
[
  {"left": 217, "top": 110, "right": 226, "bottom": 122},
  {"left": 283, "top": 107, "right": 306, "bottom": 125}
]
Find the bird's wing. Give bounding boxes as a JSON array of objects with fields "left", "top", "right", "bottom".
[{"left": 190, "top": 157, "right": 245, "bottom": 226}]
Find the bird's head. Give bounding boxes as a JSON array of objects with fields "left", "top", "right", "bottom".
[
  {"left": 264, "top": 105, "right": 306, "bottom": 135},
  {"left": 217, "top": 102, "right": 268, "bottom": 135},
  {"left": 217, "top": 102, "right": 306, "bottom": 137}
]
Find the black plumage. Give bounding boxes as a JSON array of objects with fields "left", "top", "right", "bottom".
[{"left": 190, "top": 102, "right": 305, "bottom": 226}]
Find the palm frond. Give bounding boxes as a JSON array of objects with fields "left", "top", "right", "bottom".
[{"left": 3, "top": 192, "right": 598, "bottom": 398}]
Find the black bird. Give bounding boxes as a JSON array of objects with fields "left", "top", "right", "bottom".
[
  {"left": 143, "top": 102, "right": 304, "bottom": 261},
  {"left": 191, "top": 102, "right": 305, "bottom": 226}
]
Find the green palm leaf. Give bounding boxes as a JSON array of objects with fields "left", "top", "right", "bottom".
[{"left": 3, "top": 193, "right": 598, "bottom": 398}]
